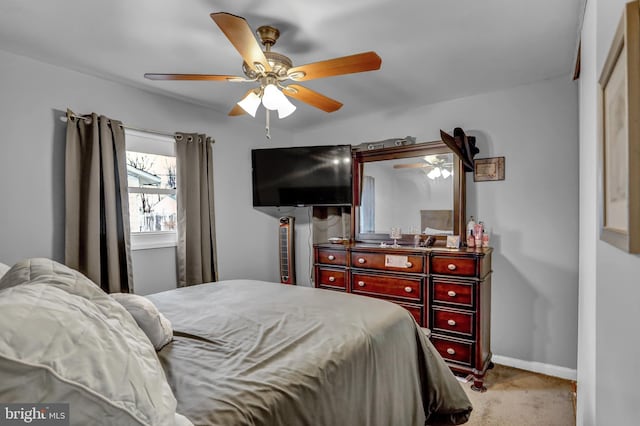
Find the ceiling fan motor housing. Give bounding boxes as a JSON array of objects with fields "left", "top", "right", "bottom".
[
  {"left": 241, "top": 25, "right": 294, "bottom": 80},
  {"left": 256, "top": 25, "right": 280, "bottom": 47},
  {"left": 243, "top": 52, "right": 292, "bottom": 80}
]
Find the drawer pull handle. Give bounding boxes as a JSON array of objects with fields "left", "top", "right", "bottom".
[
  {"left": 328, "top": 276, "right": 336, "bottom": 282},
  {"left": 406, "top": 261, "right": 413, "bottom": 268},
  {"left": 358, "top": 258, "right": 366, "bottom": 264},
  {"left": 328, "top": 255, "right": 335, "bottom": 261},
  {"left": 446, "top": 348, "right": 456, "bottom": 355},
  {"left": 404, "top": 286, "right": 413, "bottom": 293},
  {"left": 447, "top": 290, "right": 457, "bottom": 297},
  {"left": 358, "top": 281, "right": 366, "bottom": 287},
  {"left": 447, "top": 319, "right": 456, "bottom": 326},
  {"left": 447, "top": 264, "right": 457, "bottom": 271}
]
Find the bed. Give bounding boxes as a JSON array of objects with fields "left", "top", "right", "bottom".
[{"left": 0, "top": 259, "right": 472, "bottom": 425}]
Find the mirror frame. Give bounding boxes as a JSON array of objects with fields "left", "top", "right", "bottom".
[{"left": 351, "top": 140, "right": 466, "bottom": 244}]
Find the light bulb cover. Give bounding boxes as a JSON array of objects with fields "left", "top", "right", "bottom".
[
  {"left": 261, "top": 84, "right": 283, "bottom": 110},
  {"left": 277, "top": 96, "right": 296, "bottom": 118},
  {"left": 441, "top": 169, "right": 452, "bottom": 178},
  {"left": 237, "top": 91, "right": 261, "bottom": 117},
  {"left": 427, "top": 167, "right": 442, "bottom": 180}
]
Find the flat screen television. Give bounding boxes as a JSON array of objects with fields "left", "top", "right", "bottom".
[{"left": 252, "top": 145, "right": 352, "bottom": 207}]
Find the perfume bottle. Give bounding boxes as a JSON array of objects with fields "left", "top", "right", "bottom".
[
  {"left": 467, "top": 216, "right": 476, "bottom": 247},
  {"left": 467, "top": 216, "right": 476, "bottom": 236},
  {"left": 482, "top": 229, "right": 490, "bottom": 247},
  {"left": 475, "top": 221, "right": 484, "bottom": 248}
]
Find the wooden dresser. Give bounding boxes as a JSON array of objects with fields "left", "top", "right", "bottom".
[{"left": 314, "top": 243, "right": 493, "bottom": 391}]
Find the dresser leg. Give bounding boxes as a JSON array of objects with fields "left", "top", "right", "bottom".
[{"left": 470, "top": 378, "right": 487, "bottom": 392}]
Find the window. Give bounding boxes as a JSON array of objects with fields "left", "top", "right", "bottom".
[
  {"left": 125, "top": 129, "right": 177, "bottom": 250},
  {"left": 360, "top": 175, "right": 375, "bottom": 233}
]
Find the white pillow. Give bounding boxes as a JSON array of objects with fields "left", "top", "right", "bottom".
[
  {"left": 0, "top": 262, "right": 9, "bottom": 279},
  {"left": 111, "top": 293, "right": 173, "bottom": 350},
  {"left": 0, "top": 258, "right": 191, "bottom": 426}
]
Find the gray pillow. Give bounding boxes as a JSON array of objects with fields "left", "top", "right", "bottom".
[{"left": 111, "top": 293, "right": 173, "bottom": 350}]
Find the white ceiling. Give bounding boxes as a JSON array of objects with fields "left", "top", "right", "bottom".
[{"left": 0, "top": 0, "right": 583, "bottom": 131}]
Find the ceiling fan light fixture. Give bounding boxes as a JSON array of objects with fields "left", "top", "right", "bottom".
[
  {"left": 441, "top": 169, "right": 452, "bottom": 179},
  {"left": 261, "top": 83, "right": 291, "bottom": 112},
  {"left": 277, "top": 99, "right": 296, "bottom": 119},
  {"left": 427, "top": 167, "right": 442, "bottom": 180},
  {"left": 237, "top": 91, "right": 261, "bottom": 117}
]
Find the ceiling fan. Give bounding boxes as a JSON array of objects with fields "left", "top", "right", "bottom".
[
  {"left": 144, "top": 12, "right": 382, "bottom": 124},
  {"left": 393, "top": 155, "right": 454, "bottom": 179}
]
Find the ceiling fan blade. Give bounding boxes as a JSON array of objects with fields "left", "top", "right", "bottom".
[
  {"left": 210, "top": 12, "right": 271, "bottom": 73},
  {"left": 144, "top": 73, "right": 248, "bottom": 82},
  {"left": 228, "top": 89, "right": 255, "bottom": 116},
  {"left": 228, "top": 104, "right": 248, "bottom": 116},
  {"left": 287, "top": 51, "right": 381, "bottom": 82},
  {"left": 283, "top": 84, "right": 343, "bottom": 113}
]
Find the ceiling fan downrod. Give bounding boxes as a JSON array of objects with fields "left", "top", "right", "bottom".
[{"left": 265, "top": 109, "right": 271, "bottom": 140}]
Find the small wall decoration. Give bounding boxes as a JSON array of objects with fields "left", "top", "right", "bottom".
[
  {"left": 473, "top": 157, "right": 505, "bottom": 182},
  {"left": 598, "top": 0, "right": 640, "bottom": 253}
]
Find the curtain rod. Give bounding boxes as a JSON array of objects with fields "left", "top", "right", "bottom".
[{"left": 59, "top": 113, "right": 175, "bottom": 139}]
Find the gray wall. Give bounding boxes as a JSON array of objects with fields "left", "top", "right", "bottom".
[
  {"left": 0, "top": 49, "right": 290, "bottom": 291},
  {"left": 578, "top": 0, "right": 640, "bottom": 424},
  {"left": 293, "top": 76, "right": 580, "bottom": 371}
]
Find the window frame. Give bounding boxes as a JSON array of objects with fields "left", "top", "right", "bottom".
[{"left": 125, "top": 129, "right": 177, "bottom": 251}]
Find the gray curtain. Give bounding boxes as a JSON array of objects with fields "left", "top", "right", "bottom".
[
  {"left": 65, "top": 110, "right": 133, "bottom": 293},
  {"left": 175, "top": 132, "right": 218, "bottom": 286}
]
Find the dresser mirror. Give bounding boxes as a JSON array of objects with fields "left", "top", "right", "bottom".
[{"left": 352, "top": 141, "right": 466, "bottom": 244}]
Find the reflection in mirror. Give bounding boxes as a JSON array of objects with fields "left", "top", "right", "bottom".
[{"left": 359, "top": 153, "right": 454, "bottom": 237}]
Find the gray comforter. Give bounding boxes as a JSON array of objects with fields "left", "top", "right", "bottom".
[{"left": 147, "top": 280, "right": 472, "bottom": 426}]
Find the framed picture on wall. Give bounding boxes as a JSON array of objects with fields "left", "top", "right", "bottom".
[
  {"left": 473, "top": 157, "right": 505, "bottom": 182},
  {"left": 598, "top": 0, "right": 640, "bottom": 253}
]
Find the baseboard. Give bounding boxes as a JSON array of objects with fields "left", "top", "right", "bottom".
[{"left": 492, "top": 354, "right": 577, "bottom": 381}]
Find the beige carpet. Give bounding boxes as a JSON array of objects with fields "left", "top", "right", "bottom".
[{"left": 460, "top": 364, "right": 576, "bottom": 426}]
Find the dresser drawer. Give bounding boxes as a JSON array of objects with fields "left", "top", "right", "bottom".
[
  {"left": 317, "top": 249, "right": 347, "bottom": 266},
  {"left": 431, "top": 336, "right": 473, "bottom": 366},
  {"left": 351, "top": 272, "right": 422, "bottom": 302},
  {"left": 432, "top": 308, "right": 474, "bottom": 337},
  {"left": 317, "top": 267, "right": 347, "bottom": 289},
  {"left": 432, "top": 280, "right": 474, "bottom": 308},
  {"left": 397, "top": 302, "right": 423, "bottom": 326},
  {"left": 431, "top": 256, "right": 477, "bottom": 277},
  {"left": 351, "top": 251, "right": 424, "bottom": 273},
  {"left": 354, "top": 294, "right": 423, "bottom": 326}
]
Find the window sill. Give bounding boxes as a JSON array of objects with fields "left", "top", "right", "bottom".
[{"left": 131, "top": 232, "right": 177, "bottom": 251}]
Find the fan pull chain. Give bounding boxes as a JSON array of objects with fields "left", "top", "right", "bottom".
[{"left": 265, "top": 109, "right": 271, "bottom": 139}]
